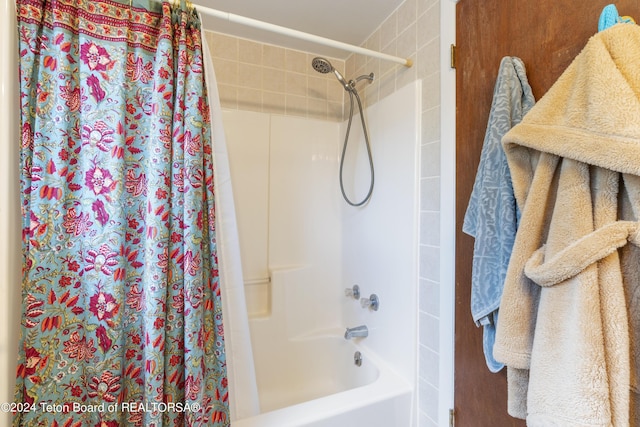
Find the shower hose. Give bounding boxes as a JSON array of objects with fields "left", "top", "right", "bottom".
[{"left": 340, "top": 86, "right": 374, "bottom": 207}]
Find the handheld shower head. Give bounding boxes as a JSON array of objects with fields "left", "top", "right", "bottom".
[
  {"left": 311, "top": 57, "right": 350, "bottom": 91},
  {"left": 311, "top": 57, "right": 333, "bottom": 74}
]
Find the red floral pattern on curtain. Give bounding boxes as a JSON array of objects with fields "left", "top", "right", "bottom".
[{"left": 15, "top": 0, "right": 229, "bottom": 425}]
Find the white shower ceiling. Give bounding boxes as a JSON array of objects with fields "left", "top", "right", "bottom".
[{"left": 198, "top": 0, "right": 405, "bottom": 59}]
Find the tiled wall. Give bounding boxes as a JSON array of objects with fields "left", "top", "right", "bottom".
[
  {"left": 345, "top": 1, "right": 443, "bottom": 426},
  {"left": 204, "top": 31, "right": 346, "bottom": 121},
  {"left": 205, "top": 0, "right": 443, "bottom": 425}
]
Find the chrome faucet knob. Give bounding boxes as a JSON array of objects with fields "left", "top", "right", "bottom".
[
  {"left": 360, "top": 294, "right": 379, "bottom": 311},
  {"left": 344, "top": 284, "right": 360, "bottom": 300}
]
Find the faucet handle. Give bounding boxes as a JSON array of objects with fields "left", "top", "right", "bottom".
[
  {"left": 344, "top": 284, "right": 360, "bottom": 300},
  {"left": 360, "top": 294, "right": 380, "bottom": 311}
]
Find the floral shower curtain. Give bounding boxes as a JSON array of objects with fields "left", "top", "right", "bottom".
[{"left": 15, "top": 0, "right": 229, "bottom": 425}]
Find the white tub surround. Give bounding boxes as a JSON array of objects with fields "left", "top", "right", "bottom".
[
  {"left": 223, "top": 80, "right": 421, "bottom": 426},
  {"left": 340, "top": 81, "right": 421, "bottom": 392},
  {"left": 234, "top": 267, "right": 413, "bottom": 427}
]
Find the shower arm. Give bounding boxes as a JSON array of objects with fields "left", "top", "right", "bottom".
[
  {"left": 348, "top": 73, "right": 375, "bottom": 90},
  {"left": 353, "top": 73, "right": 375, "bottom": 84}
]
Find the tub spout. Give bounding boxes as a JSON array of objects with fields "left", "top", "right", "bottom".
[{"left": 344, "top": 325, "right": 368, "bottom": 340}]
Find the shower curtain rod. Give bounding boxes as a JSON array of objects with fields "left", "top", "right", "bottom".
[{"left": 188, "top": 3, "right": 413, "bottom": 67}]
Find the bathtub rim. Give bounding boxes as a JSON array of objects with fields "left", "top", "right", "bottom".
[{"left": 231, "top": 344, "right": 412, "bottom": 427}]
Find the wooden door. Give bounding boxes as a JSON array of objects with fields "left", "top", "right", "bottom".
[{"left": 454, "top": 1, "right": 640, "bottom": 426}]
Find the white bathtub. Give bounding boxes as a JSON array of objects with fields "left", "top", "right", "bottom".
[{"left": 233, "top": 268, "right": 413, "bottom": 427}]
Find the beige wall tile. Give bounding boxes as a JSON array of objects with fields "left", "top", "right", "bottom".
[
  {"left": 239, "top": 39, "right": 263, "bottom": 65},
  {"left": 380, "top": 40, "right": 398, "bottom": 77},
  {"left": 355, "top": 53, "right": 366, "bottom": 76},
  {"left": 308, "top": 76, "right": 328, "bottom": 100},
  {"left": 263, "top": 44, "right": 285, "bottom": 68},
  {"left": 285, "top": 72, "right": 308, "bottom": 97},
  {"left": 204, "top": 1, "right": 442, "bottom": 124},
  {"left": 418, "top": 3, "right": 440, "bottom": 49},
  {"left": 211, "top": 58, "right": 238, "bottom": 86},
  {"left": 204, "top": 31, "right": 345, "bottom": 121},
  {"left": 418, "top": 0, "right": 439, "bottom": 16},
  {"left": 346, "top": 55, "right": 356, "bottom": 80},
  {"left": 421, "top": 72, "right": 440, "bottom": 111},
  {"left": 217, "top": 84, "right": 237, "bottom": 110},
  {"left": 380, "top": 11, "right": 398, "bottom": 49},
  {"left": 398, "top": 0, "right": 418, "bottom": 28},
  {"left": 418, "top": 39, "right": 439, "bottom": 78},
  {"left": 285, "top": 49, "right": 309, "bottom": 74},
  {"left": 365, "top": 29, "right": 381, "bottom": 53},
  {"left": 204, "top": 1, "right": 441, "bottom": 121},
  {"left": 366, "top": 57, "right": 381, "bottom": 82},
  {"left": 263, "top": 67, "right": 286, "bottom": 93},
  {"left": 239, "top": 63, "right": 263, "bottom": 90},
  {"left": 362, "top": 79, "right": 380, "bottom": 107},
  {"left": 209, "top": 33, "right": 238, "bottom": 61},
  {"left": 397, "top": 23, "right": 417, "bottom": 59},
  {"left": 421, "top": 106, "right": 440, "bottom": 144},
  {"left": 237, "top": 87, "right": 262, "bottom": 112},
  {"left": 327, "top": 81, "right": 345, "bottom": 103}
]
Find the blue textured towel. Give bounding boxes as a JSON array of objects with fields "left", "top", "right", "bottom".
[
  {"left": 598, "top": 4, "right": 635, "bottom": 32},
  {"left": 462, "top": 56, "right": 535, "bottom": 373},
  {"left": 599, "top": 4, "right": 620, "bottom": 32}
]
